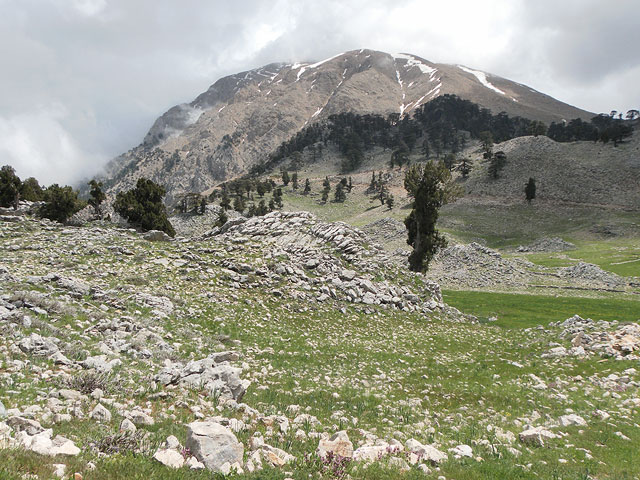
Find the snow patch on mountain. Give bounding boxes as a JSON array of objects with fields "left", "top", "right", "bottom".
[{"left": 458, "top": 65, "right": 506, "bottom": 95}]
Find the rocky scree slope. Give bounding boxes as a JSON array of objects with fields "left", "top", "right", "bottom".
[{"left": 104, "top": 49, "right": 593, "bottom": 202}]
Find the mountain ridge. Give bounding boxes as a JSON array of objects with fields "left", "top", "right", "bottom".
[{"left": 103, "top": 49, "right": 595, "bottom": 201}]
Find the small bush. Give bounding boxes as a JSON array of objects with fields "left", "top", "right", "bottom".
[
  {"left": 92, "top": 430, "right": 151, "bottom": 455},
  {"left": 64, "top": 371, "right": 123, "bottom": 395}
]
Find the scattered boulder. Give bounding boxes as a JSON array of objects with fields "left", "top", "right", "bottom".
[
  {"left": 317, "top": 431, "right": 353, "bottom": 459},
  {"left": 143, "top": 230, "right": 174, "bottom": 242},
  {"left": 519, "top": 427, "right": 558, "bottom": 447},
  {"left": 155, "top": 353, "right": 249, "bottom": 402},
  {"left": 558, "top": 414, "right": 587, "bottom": 427},
  {"left": 18, "top": 333, "right": 59, "bottom": 356},
  {"left": 89, "top": 404, "right": 112, "bottom": 423},
  {"left": 153, "top": 448, "right": 185, "bottom": 469},
  {"left": 185, "top": 421, "right": 244, "bottom": 474}
]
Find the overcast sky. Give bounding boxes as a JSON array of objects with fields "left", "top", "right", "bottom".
[{"left": 1, "top": 0, "right": 638, "bottom": 185}]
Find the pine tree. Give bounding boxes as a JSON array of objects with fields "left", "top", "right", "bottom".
[
  {"left": 256, "top": 182, "right": 266, "bottom": 197},
  {"left": 215, "top": 209, "right": 228, "bottom": 227},
  {"left": 268, "top": 198, "right": 275, "bottom": 211},
  {"left": 0, "top": 165, "right": 21, "bottom": 209},
  {"left": 20, "top": 177, "right": 44, "bottom": 202},
  {"left": 257, "top": 199, "right": 268, "bottom": 216},
  {"left": 233, "top": 195, "right": 245, "bottom": 213},
  {"left": 488, "top": 151, "right": 507, "bottom": 179},
  {"left": 303, "top": 178, "right": 311, "bottom": 195},
  {"left": 321, "top": 177, "right": 330, "bottom": 203},
  {"left": 113, "top": 178, "right": 175, "bottom": 236},
  {"left": 404, "top": 162, "right": 460, "bottom": 272},
  {"left": 379, "top": 184, "right": 387, "bottom": 205},
  {"left": 40, "top": 184, "right": 85, "bottom": 224},
  {"left": 525, "top": 177, "right": 536, "bottom": 203},
  {"left": 347, "top": 177, "right": 353, "bottom": 193},
  {"left": 273, "top": 188, "right": 283, "bottom": 208},
  {"left": 281, "top": 170, "right": 290, "bottom": 186},
  {"left": 291, "top": 173, "right": 299, "bottom": 190},
  {"left": 456, "top": 158, "right": 473, "bottom": 178},
  {"left": 386, "top": 194, "right": 394, "bottom": 210},
  {"left": 220, "top": 190, "right": 231, "bottom": 211},
  {"left": 334, "top": 183, "right": 346, "bottom": 203},
  {"left": 368, "top": 171, "right": 377, "bottom": 193},
  {"left": 87, "top": 180, "right": 106, "bottom": 216}
]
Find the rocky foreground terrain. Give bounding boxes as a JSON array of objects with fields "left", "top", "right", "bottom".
[{"left": 1, "top": 211, "right": 639, "bottom": 479}]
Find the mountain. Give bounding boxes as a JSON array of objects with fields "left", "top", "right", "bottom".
[{"left": 104, "top": 49, "right": 594, "bottom": 201}]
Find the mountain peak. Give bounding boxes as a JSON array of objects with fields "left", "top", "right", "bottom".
[{"left": 104, "top": 49, "right": 594, "bottom": 201}]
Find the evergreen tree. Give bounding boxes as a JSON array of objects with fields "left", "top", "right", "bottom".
[
  {"left": 220, "top": 189, "right": 231, "bottom": 211},
  {"left": 273, "top": 187, "right": 283, "bottom": 208},
  {"left": 303, "top": 178, "right": 311, "bottom": 195},
  {"left": 40, "top": 184, "right": 85, "bottom": 223},
  {"left": 321, "top": 177, "right": 330, "bottom": 203},
  {"left": 256, "top": 182, "right": 266, "bottom": 197},
  {"left": 378, "top": 183, "right": 387, "bottom": 205},
  {"left": 255, "top": 199, "right": 267, "bottom": 216},
  {"left": 334, "top": 182, "right": 346, "bottom": 203},
  {"left": 404, "top": 162, "right": 459, "bottom": 272},
  {"left": 291, "top": 172, "right": 299, "bottom": 190},
  {"left": 488, "top": 151, "right": 507, "bottom": 179},
  {"left": 247, "top": 203, "right": 257, "bottom": 217},
  {"left": 525, "top": 177, "right": 536, "bottom": 203},
  {"left": 347, "top": 177, "right": 353, "bottom": 193},
  {"left": 443, "top": 153, "right": 456, "bottom": 171},
  {"left": 368, "top": 171, "right": 377, "bottom": 193},
  {"left": 268, "top": 198, "right": 275, "bottom": 211},
  {"left": 20, "top": 177, "right": 44, "bottom": 202},
  {"left": 199, "top": 197, "right": 207, "bottom": 214},
  {"left": 0, "top": 165, "right": 21, "bottom": 209},
  {"left": 386, "top": 194, "right": 394, "bottom": 210},
  {"left": 528, "top": 121, "right": 547, "bottom": 137},
  {"left": 281, "top": 170, "right": 290, "bottom": 186},
  {"left": 421, "top": 137, "right": 430, "bottom": 158},
  {"left": 114, "top": 178, "right": 175, "bottom": 236},
  {"left": 215, "top": 209, "right": 228, "bottom": 227},
  {"left": 87, "top": 180, "right": 106, "bottom": 216},
  {"left": 233, "top": 195, "right": 245, "bottom": 213},
  {"left": 456, "top": 158, "right": 473, "bottom": 178}
]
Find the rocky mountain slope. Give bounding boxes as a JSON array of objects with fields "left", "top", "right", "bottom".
[
  {"left": 461, "top": 132, "right": 640, "bottom": 208},
  {"left": 103, "top": 49, "right": 593, "bottom": 201}
]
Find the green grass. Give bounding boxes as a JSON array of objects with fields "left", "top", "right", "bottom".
[
  {"left": 522, "top": 237, "right": 640, "bottom": 277},
  {"left": 443, "top": 290, "right": 640, "bottom": 328}
]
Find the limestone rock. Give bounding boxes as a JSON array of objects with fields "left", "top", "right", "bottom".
[
  {"left": 317, "top": 431, "right": 353, "bottom": 459},
  {"left": 558, "top": 414, "right": 587, "bottom": 427},
  {"left": 185, "top": 421, "right": 244, "bottom": 473},
  {"left": 519, "top": 426, "right": 558, "bottom": 447},
  {"left": 143, "top": 230, "right": 174, "bottom": 242},
  {"left": 89, "top": 404, "right": 112, "bottom": 423},
  {"left": 153, "top": 448, "right": 185, "bottom": 469}
]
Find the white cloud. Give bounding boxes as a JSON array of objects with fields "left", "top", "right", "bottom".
[
  {"left": 0, "top": 0, "right": 638, "bottom": 186},
  {"left": 0, "top": 104, "right": 104, "bottom": 185}
]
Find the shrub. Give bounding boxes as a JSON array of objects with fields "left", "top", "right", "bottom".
[
  {"left": 113, "top": 178, "right": 175, "bottom": 236},
  {"left": 0, "top": 165, "right": 21, "bottom": 208},
  {"left": 39, "top": 184, "right": 84, "bottom": 223}
]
